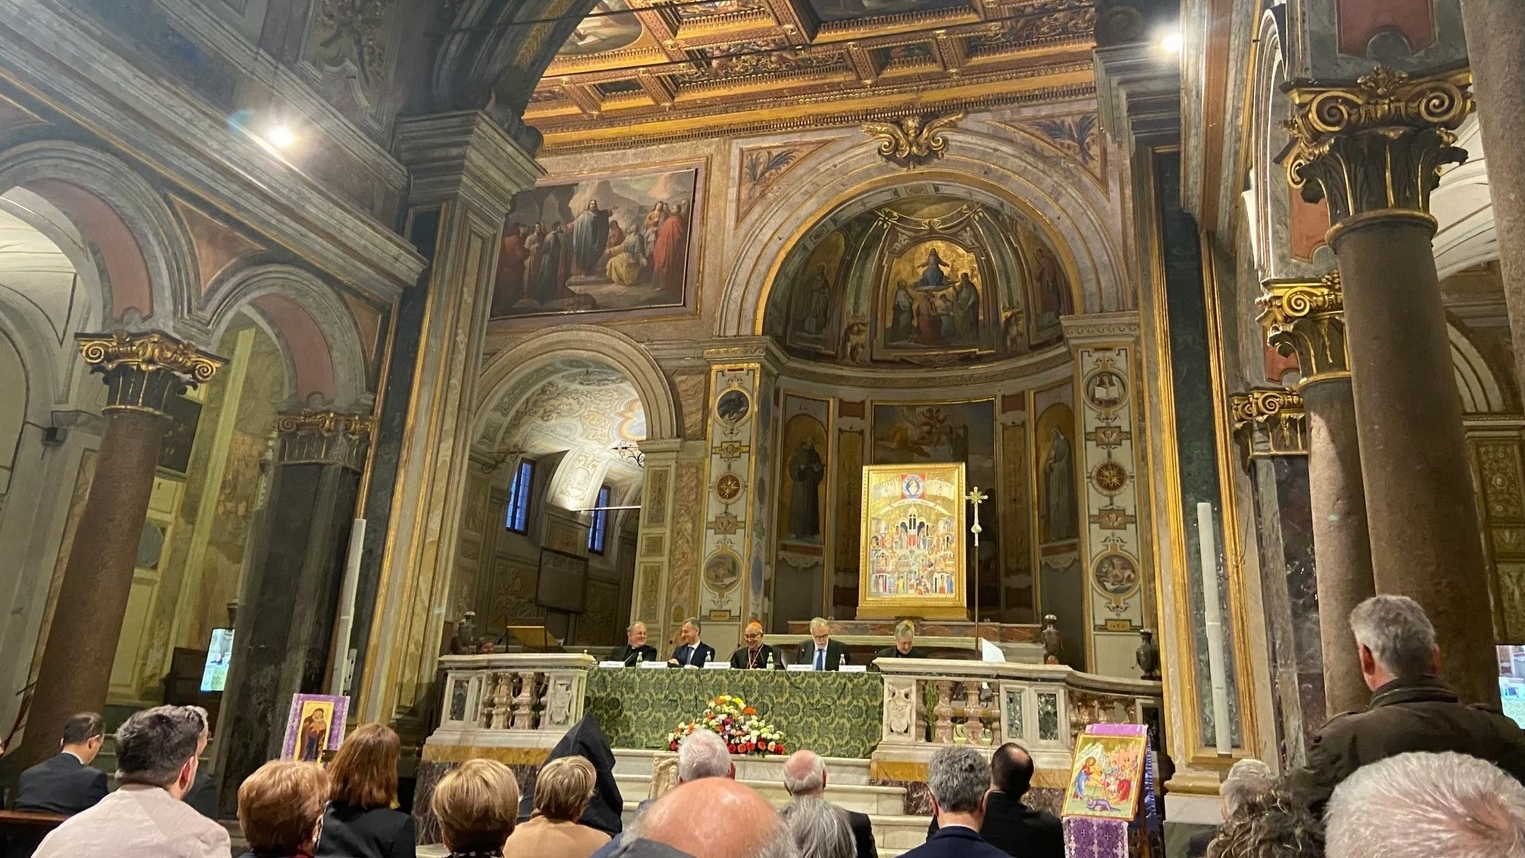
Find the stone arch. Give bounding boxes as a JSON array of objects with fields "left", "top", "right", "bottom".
[
  {"left": 476, "top": 325, "right": 679, "bottom": 443},
  {"left": 204, "top": 262, "right": 369, "bottom": 408},
  {"left": 1450, "top": 321, "right": 1509, "bottom": 414},
  {"left": 0, "top": 140, "right": 196, "bottom": 332},
  {"left": 719, "top": 119, "right": 1126, "bottom": 336}
]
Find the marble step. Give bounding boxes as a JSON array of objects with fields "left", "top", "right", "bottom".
[
  {"left": 612, "top": 748, "right": 874, "bottom": 784},
  {"left": 615, "top": 773, "right": 907, "bottom": 816}
]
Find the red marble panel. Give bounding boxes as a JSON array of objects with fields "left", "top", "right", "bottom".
[
  {"left": 1338, "top": 0, "right": 1435, "bottom": 56},
  {"left": 1289, "top": 184, "right": 1328, "bottom": 262}
]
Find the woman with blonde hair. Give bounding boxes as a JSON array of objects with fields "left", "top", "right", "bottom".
[
  {"left": 237, "top": 761, "right": 329, "bottom": 858},
  {"left": 505, "top": 756, "right": 610, "bottom": 858},
  {"left": 432, "top": 759, "right": 520, "bottom": 858},
  {"left": 317, "top": 723, "right": 416, "bottom": 858}
]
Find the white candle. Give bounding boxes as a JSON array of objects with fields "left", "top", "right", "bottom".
[
  {"left": 1197, "top": 502, "right": 1232, "bottom": 755},
  {"left": 328, "top": 518, "right": 366, "bottom": 697}
]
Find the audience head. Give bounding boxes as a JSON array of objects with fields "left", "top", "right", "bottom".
[
  {"left": 328, "top": 722, "right": 401, "bottom": 810},
  {"left": 677, "top": 729, "right": 734, "bottom": 782},
  {"left": 809, "top": 618, "right": 830, "bottom": 645},
  {"left": 681, "top": 618, "right": 701, "bottom": 645},
  {"left": 1207, "top": 782, "right": 1323, "bottom": 858},
  {"left": 782, "top": 750, "right": 826, "bottom": 797},
  {"left": 1325, "top": 752, "right": 1525, "bottom": 858},
  {"left": 186, "top": 705, "right": 210, "bottom": 756},
  {"left": 780, "top": 797, "right": 854, "bottom": 858},
  {"left": 534, "top": 755, "right": 597, "bottom": 822},
  {"left": 60, "top": 712, "right": 105, "bottom": 763},
  {"left": 894, "top": 621, "right": 915, "bottom": 654},
  {"left": 927, "top": 745, "right": 990, "bottom": 824},
  {"left": 1349, "top": 595, "right": 1440, "bottom": 690},
  {"left": 990, "top": 743, "right": 1034, "bottom": 798},
  {"left": 1220, "top": 758, "right": 1273, "bottom": 818},
  {"left": 629, "top": 622, "right": 648, "bottom": 648},
  {"left": 744, "top": 622, "right": 765, "bottom": 648},
  {"left": 237, "top": 761, "right": 329, "bottom": 857},
  {"left": 432, "top": 759, "right": 520, "bottom": 854},
  {"left": 114, "top": 705, "right": 205, "bottom": 797},
  {"left": 627, "top": 777, "right": 798, "bottom": 858}
]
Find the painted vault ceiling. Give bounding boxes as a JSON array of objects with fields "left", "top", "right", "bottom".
[{"left": 527, "top": 0, "right": 1098, "bottom": 150}]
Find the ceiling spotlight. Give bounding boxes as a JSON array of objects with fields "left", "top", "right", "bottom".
[
  {"left": 1160, "top": 32, "right": 1183, "bottom": 54},
  {"left": 265, "top": 124, "right": 296, "bottom": 149}
]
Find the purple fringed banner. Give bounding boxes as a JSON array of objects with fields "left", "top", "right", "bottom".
[{"left": 1065, "top": 816, "right": 1128, "bottom": 858}]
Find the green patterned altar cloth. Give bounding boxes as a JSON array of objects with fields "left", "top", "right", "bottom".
[{"left": 585, "top": 668, "right": 883, "bottom": 758}]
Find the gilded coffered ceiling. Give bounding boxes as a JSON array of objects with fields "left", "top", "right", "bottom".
[{"left": 527, "top": 0, "right": 1098, "bottom": 150}]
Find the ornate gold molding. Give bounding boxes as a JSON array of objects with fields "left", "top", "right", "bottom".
[
  {"left": 75, "top": 330, "right": 227, "bottom": 417},
  {"left": 1278, "top": 66, "right": 1474, "bottom": 227},
  {"left": 863, "top": 111, "right": 966, "bottom": 169},
  {"left": 275, "top": 409, "right": 374, "bottom": 470},
  {"left": 1256, "top": 270, "right": 1350, "bottom": 384},
  {"left": 1230, "top": 388, "right": 1308, "bottom": 461}
]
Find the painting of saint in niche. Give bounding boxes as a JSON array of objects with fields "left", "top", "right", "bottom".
[
  {"left": 808, "top": 0, "right": 968, "bottom": 22},
  {"left": 557, "top": 0, "right": 645, "bottom": 56},
  {"left": 780, "top": 413, "right": 829, "bottom": 545},
  {"left": 883, "top": 240, "right": 983, "bottom": 351},
  {"left": 493, "top": 167, "right": 700, "bottom": 319},
  {"left": 1036, "top": 402, "right": 1078, "bottom": 543},
  {"left": 1023, "top": 225, "right": 1073, "bottom": 332},
  {"left": 790, "top": 232, "right": 845, "bottom": 344}
]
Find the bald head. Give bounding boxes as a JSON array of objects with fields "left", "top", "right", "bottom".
[
  {"left": 782, "top": 751, "right": 826, "bottom": 797},
  {"left": 632, "top": 778, "right": 799, "bottom": 858}
]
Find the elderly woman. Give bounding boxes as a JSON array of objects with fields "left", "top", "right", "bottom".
[
  {"left": 237, "top": 761, "right": 329, "bottom": 858},
  {"left": 318, "top": 724, "right": 416, "bottom": 858},
  {"left": 433, "top": 760, "right": 520, "bottom": 858},
  {"left": 504, "top": 756, "right": 610, "bottom": 858},
  {"left": 875, "top": 621, "right": 929, "bottom": 660}
]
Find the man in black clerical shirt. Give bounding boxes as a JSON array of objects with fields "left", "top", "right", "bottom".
[
  {"left": 926, "top": 742, "right": 1063, "bottom": 858},
  {"left": 875, "top": 620, "right": 930, "bottom": 661},
  {"left": 12, "top": 712, "right": 109, "bottom": 815},
  {"left": 668, "top": 617, "right": 715, "bottom": 667},
  {"left": 794, "top": 617, "right": 850, "bottom": 671},
  {"left": 613, "top": 621, "right": 659, "bottom": 666},
  {"left": 729, "top": 622, "right": 783, "bottom": 669}
]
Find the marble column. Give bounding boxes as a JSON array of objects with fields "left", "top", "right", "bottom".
[
  {"left": 1280, "top": 68, "right": 1497, "bottom": 706},
  {"left": 1258, "top": 273, "right": 1373, "bottom": 716},
  {"left": 353, "top": 113, "right": 541, "bottom": 731},
  {"left": 17, "top": 331, "right": 224, "bottom": 769},
  {"left": 215, "top": 409, "right": 370, "bottom": 814},
  {"left": 1459, "top": 0, "right": 1525, "bottom": 397}
]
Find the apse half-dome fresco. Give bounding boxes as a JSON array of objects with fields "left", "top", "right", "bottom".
[{"left": 764, "top": 187, "right": 1074, "bottom": 366}]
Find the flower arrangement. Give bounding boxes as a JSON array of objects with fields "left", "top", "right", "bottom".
[{"left": 666, "top": 694, "right": 787, "bottom": 756}]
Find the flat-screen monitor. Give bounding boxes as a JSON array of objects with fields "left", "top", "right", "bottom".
[
  {"left": 1499, "top": 645, "right": 1525, "bottom": 729},
  {"left": 200, "top": 628, "right": 234, "bottom": 693}
]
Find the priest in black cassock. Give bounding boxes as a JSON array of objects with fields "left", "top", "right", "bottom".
[
  {"left": 729, "top": 621, "right": 784, "bottom": 669},
  {"left": 611, "top": 620, "right": 659, "bottom": 666},
  {"left": 875, "top": 620, "right": 930, "bottom": 661}
]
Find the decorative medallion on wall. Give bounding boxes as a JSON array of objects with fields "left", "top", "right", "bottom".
[
  {"left": 716, "top": 389, "right": 752, "bottom": 425},
  {"left": 1082, "top": 367, "right": 1128, "bottom": 413},
  {"left": 1091, "top": 551, "right": 1141, "bottom": 608},
  {"left": 715, "top": 473, "right": 744, "bottom": 502},
  {"left": 704, "top": 550, "right": 743, "bottom": 595},
  {"left": 1090, "top": 461, "right": 1129, "bottom": 496}
]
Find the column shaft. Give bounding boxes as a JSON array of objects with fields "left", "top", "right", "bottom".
[
  {"left": 1336, "top": 219, "right": 1497, "bottom": 706},
  {"left": 1300, "top": 376, "right": 1374, "bottom": 715}
]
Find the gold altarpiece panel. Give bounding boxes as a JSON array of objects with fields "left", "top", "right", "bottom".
[{"left": 858, "top": 463, "right": 967, "bottom": 620}]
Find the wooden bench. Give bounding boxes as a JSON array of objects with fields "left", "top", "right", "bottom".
[{"left": 0, "top": 809, "right": 68, "bottom": 858}]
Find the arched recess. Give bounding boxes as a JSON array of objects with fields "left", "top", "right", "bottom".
[
  {"left": 1450, "top": 321, "right": 1510, "bottom": 415},
  {"left": 1433, "top": 115, "right": 1496, "bottom": 280},
  {"left": 204, "top": 263, "right": 369, "bottom": 408},
  {"left": 0, "top": 140, "right": 196, "bottom": 331},
  {"left": 475, "top": 325, "right": 679, "bottom": 444},
  {"left": 719, "top": 118, "right": 1127, "bottom": 337}
]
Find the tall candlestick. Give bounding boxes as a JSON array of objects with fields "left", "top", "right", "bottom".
[
  {"left": 968, "top": 487, "right": 987, "bottom": 644},
  {"left": 1197, "top": 502, "right": 1231, "bottom": 755},
  {"left": 329, "top": 518, "right": 365, "bottom": 697}
]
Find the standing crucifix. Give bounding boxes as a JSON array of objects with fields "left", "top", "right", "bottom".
[{"left": 968, "top": 486, "right": 987, "bottom": 639}]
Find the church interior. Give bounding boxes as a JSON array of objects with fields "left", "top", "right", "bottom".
[{"left": 1, "top": 0, "right": 1523, "bottom": 854}]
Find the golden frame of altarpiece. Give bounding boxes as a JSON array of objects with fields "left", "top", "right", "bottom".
[{"left": 858, "top": 463, "right": 969, "bottom": 620}]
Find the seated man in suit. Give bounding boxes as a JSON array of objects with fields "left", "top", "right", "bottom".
[
  {"left": 668, "top": 618, "right": 715, "bottom": 668},
  {"left": 782, "top": 750, "right": 876, "bottom": 858},
  {"left": 795, "top": 617, "right": 850, "bottom": 671},
  {"left": 729, "top": 622, "right": 783, "bottom": 669},
  {"left": 875, "top": 621, "right": 929, "bottom": 662},
  {"left": 613, "top": 621, "right": 659, "bottom": 666},
  {"left": 904, "top": 746, "right": 1008, "bottom": 858},
  {"left": 13, "top": 712, "right": 108, "bottom": 815}
]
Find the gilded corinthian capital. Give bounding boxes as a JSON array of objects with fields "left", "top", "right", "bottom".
[
  {"left": 1278, "top": 66, "right": 1473, "bottom": 227},
  {"left": 75, "top": 330, "right": 227, "bottom": 417},
  {"left": 1257, "top": 270, "right": 1349, "bottom": 384},
  {"left": 274, "top": 409, "right": 375, "bottom": 470},
  {"left": 1230, "top": 388, "right": 1307, "bottom": 462}
]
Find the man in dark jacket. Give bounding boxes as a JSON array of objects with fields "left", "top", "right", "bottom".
[
  {"left": 613, "top": 621, "right": 659, "bottom": 666},
  {"left": 926, "top": 743, "right": 1062, "bottom": 858},
  {"left": 729, "top": 622, "right": 784, "bottom": 670},
  {"left": 782, "top": 750, "right": 875, "bottom": 858},
  {"left": 1297, "top": 595, "right": 1525, "bottom": 811},
  {"left": 904, "top": 746, "right": 1008, "bottom": 858},
  {"left": 795, "top": 617, "right": 851, "bottom": 671},
  {"left": 874, "top": 621, "right": 929, "bottom": 663},
  {"left": 12, "top": 712, "right": 108, "bottom": 815}
]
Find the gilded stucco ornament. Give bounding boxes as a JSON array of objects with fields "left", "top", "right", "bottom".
[
  {"left": 1278, "top": 66, "right": 1474, "bottom": 226},
  {"left": 274, "top": 409, "right": 375, "bottom": 470},
  {"left": 862, "top": 111, "right": 966, "bottom": 169},
  {"left": 76, "top": 330, "right": 227, "bottom": 416},
  {"left": 1230, "top": 388, "right": 1308, "bottom": 461},
  {"left": 1257, "top": 270, "right": 1349, "bottom": 383}
]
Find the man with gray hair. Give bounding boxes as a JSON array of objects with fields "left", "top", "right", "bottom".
[
  {"left": 782, "top": 750, "right": 876, "bottom": 858},
  {"left": 678, "top": 729, "right": 735, "bottom": 782},
  {"left": 1186, "top": 758, "right": 1272, "bottom": 857},
  {"left": 34, "top": 706, "right": 230, "bottom": 858},
  {"left": 794, "top": 618, "right": 850, "bottom": 671},
  {"left": 1297, "top": 595, "right": 1525, "bottom": 809},
  {"left": 902, "top": 746, "right": 1008, "bottom": 858},
  {"left": 1326, "top": 752, "right": 1525, "bottom": 858},
  {"left": 780, "top": 798, "right": 856, "bottom": 858}
]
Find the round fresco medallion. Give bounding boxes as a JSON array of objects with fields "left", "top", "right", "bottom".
[
  {"left": 715, "top": 389, "right": 751, "bottom": 424},
  {"left": 1083, "top": 368, "right": 1128, "bottom": 412},
  {"left": 1091, "top": 460, "right": 1130, "bottom": 496},
  {"left": 703, "top": 551, "right": 743, "bottom": 594},
  {"left": 1092, "top": 552, "right": 1140, "bottom": 599},
  {"left": 715, "top": 473, "right": 744, "bottom": 501}
]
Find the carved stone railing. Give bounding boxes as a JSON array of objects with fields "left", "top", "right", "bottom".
[
  {"left": 434, "top": 653, "right": 595, "bottom": 743},
  {"left": 875, "top": 660, "right": 1163, "bottom": 754}
]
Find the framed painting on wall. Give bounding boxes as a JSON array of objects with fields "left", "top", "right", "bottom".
[
  {"left": 858, "top": 463, "right": 967, "bottom": 619},
  {"left": 281, "top": 694, "right": 348, "bottom": 763}
]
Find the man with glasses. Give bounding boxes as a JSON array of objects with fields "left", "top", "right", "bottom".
[{"left": 729, "top": 622, "right": 784, "bottom": 669}]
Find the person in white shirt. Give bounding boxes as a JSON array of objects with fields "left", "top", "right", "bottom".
[{"left": 34, "top": 705, "right": 231, "bottom": 858}]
